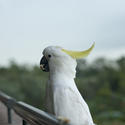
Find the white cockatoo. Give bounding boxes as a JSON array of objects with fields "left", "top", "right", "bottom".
[{"left": 40, "top": 43, "right": 95, "bottom": 125}]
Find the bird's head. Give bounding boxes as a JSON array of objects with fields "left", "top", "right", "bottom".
[{"left": 40, "top": 43, "right": 95, "bottom": 77}]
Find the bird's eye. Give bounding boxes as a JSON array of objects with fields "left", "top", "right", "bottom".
[{"left": 48, "top": 55, "right": 51, "bottom": 58}]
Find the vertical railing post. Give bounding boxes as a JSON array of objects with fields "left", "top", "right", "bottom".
[
  {"left": 7, "top": 107, "right": 12, "bottom": 124},
  {"left": 23, "top": 120, "right": 27, "bottom": 125}
]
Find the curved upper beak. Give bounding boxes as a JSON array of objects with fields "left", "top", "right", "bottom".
[{"left": 40, "top": 56, "right": 49, "bottom": 72}]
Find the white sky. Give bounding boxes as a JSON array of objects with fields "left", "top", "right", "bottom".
[{"left": 0, "top": 0, "right": 125, "bottom": 66}]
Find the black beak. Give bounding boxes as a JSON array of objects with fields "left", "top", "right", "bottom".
[{"left": 40, "top": 56, "right": 49, "bottom": 72}]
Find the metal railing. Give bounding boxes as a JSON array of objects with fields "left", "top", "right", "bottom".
[{"left": 0, "top": 91, "right": 67, "bottom": 125}]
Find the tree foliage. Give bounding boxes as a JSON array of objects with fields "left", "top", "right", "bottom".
[{"left": 0, "top": 57, "right": 125, "bottom": 125}]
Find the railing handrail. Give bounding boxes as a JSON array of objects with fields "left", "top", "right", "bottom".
[
  {"left": 0, "top": 91, "right": 16, "bottom": 108},
  {"left": 0, "top": 91, "right": 67, "bottom": 125}
]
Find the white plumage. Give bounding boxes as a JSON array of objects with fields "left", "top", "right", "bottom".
[{"left": 40, "top": 46, "right": 95, "bottom": 125}]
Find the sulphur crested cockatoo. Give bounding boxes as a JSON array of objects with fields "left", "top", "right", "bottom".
[{"left": 40, "top": 43, "right": 95, "bottom": 125}]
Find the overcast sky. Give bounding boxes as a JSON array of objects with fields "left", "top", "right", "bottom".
[{"left": 0, "top": 0, "right": 125, "bottom": 66}]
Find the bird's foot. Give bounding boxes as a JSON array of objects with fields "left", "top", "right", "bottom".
[{"left": 57, "top": 116, "right": 70, "bottom": 124}]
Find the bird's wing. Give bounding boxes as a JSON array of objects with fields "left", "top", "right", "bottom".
[
  {"left": 45, "top": 80, "right": 54, "bottom": 114},
  {"left": 53, "top": 87, "right": 94, "bottom": 125}
]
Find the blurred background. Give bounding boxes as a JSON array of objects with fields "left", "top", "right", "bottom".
[{"left": 0, "top": 0, "right": 125, "bottom": 125}]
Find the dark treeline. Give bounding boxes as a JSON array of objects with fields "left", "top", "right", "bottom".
[{"left": 0, "top": 57, "right": 125, "bottom": 125}]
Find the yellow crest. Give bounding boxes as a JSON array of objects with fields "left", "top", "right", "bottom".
[{"left": 62, "top": 43, "right": 95, "bottom": 59}]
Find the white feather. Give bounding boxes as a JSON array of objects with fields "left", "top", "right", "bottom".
[{"left": 43, "top": 46, "right": 95, "bottom": 125}]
